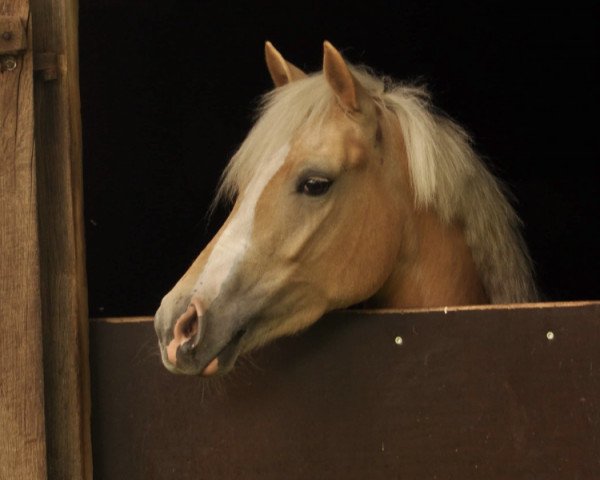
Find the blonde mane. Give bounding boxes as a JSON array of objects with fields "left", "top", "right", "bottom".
[{"left": 216, "top": 66, "right": 538, "bottom": 303}]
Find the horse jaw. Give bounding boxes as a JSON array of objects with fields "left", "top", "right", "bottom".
[{"left": 370, "top": 209, "right": 489, "bottom": 309}]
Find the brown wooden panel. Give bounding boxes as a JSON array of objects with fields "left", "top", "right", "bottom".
[
  {"left": 90, "top": 303, "right": 599, "bottom": 479},
  {"left": 30, "top": 0, "right": 93, "bottom": 477},
  {"left": 0, "top": 2, "right": 47, "bottom": 478}
]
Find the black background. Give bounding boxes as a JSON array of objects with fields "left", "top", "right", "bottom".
[{"left": 80, "top": 1, "right": 598, "bottom": 317}]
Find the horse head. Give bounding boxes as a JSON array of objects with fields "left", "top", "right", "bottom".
[{"left": 154, "top": 42, "right": 414, "bottom": 375}]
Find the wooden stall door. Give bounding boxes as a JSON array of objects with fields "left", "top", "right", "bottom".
[{"left": 91, "top": 303, "right": 599, "bottom": 480}]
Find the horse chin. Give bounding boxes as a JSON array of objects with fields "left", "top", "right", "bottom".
[
  {"left": 199, "top": 327, "right": 248, "bottom": 377},
  {"left": 200, "top": 317, "right": 280, "bottom": 376}
]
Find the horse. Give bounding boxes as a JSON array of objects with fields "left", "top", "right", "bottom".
[{"left": 154, "top": 41, "right": 538, "bottom": 376}]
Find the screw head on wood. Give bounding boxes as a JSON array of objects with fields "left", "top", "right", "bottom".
[
  {"left": 1, "top": 55, "right": 17, "bottom": 71},
  {"left": 1, "top": 31, "right": 12, "bottom": 41}
]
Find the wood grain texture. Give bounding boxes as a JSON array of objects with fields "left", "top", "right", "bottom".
[
  {"left": 0, "top": 2, "right": 47, "bottom": 479},
  {"left": 0, "top": 15, "right": 26, "bottom": 54},
  {"left": 90, "top": 303, "right": 599, "bottom": 480},
  {"left": 30, "top": 0, "right": 93, "bottom": 477}
]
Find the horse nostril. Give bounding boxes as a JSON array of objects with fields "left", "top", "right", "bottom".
[
  {"left": 176, "top": 306, "right": 199, "bottom": 342},
  {"left": 166, "top": 302, "right": 203, "bottom": 365}
]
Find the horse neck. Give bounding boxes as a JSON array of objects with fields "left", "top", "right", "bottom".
[
  {"left": 370, "top": 208, "right": 489, "bottom": 309},
  {"left": 362, "top": 106, "right": 489, "bottom": 309}
]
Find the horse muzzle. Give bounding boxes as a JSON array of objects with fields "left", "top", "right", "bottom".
[{"left": 155, "top": 297, "right": 248, "bottom": 376}]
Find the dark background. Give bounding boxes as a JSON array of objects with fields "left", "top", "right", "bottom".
[{"left": 80, "top": 1, "right": 598, "bottom": 317}]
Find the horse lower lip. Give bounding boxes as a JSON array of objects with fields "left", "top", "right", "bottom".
[
  {"left": 201, "top": 357, "right": 219, "bottom": 376},
  {"left": 203, "top": 328, "right": 247, "bottom": 375}
]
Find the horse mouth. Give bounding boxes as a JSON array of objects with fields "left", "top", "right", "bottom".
[{"left": 202, "top": 328, "right": 247, "bottom": 376}]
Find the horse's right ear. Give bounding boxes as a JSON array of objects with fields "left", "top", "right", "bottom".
[
  {"left": 322, "top": 41, "right": 364, "bottom": 111},
  {"left": 265, "top": 41, "right": 307, "bottom": 88}
]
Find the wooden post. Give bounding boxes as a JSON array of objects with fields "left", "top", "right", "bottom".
[
  {"left": 30, "top": 0, "right": 92, "bottom": 478},
  {"left": 0, "top": 0, "right": 91, "bottom": 478},
  {"left": 0, "top": 2, "right": 48, "bottom": 479}
]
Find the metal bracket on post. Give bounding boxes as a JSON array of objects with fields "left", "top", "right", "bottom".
[
  {"left": 0, "top": 16, "right": 26, "bottom": 72},
  {"left": 0, "top": 17, "right": 58, "bottom": 81}
]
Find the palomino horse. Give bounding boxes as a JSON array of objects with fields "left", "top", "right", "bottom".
[{"left": 154, "top": 41, "right": 537, "bottom": 376}]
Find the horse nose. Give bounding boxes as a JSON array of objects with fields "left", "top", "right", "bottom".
[{"left": 166, "top": 298, "right": 205, "bottom": 366}]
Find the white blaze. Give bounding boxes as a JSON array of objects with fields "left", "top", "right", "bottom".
[{"left": 193, "top": 144, "right": 290, "bottom": 306}]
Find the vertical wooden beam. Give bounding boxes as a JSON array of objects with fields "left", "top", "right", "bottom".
[
  {"left": 30, "top": 0, "right": 92, "bottom": 478},
  {"left": 0, "top": 2, "right": 48, "bottom": 479}
]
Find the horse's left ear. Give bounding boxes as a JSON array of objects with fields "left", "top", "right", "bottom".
[
  {"left": 265, "top": 41, "right": 307, "bottom": 87},
  {"left": 323, "top": 41, "right": 364, "bottom": 111}
]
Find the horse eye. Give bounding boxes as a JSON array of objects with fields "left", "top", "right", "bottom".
[{"left": 298, "top": 177, "right": 332, "bottom": 196}]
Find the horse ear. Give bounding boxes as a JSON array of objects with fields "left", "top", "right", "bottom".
[
  {"left": 322, "top": 41, "right": 363, "bottom": 111},
  {"left": 265, "top": 41, "right": 307, "bottom": 88}
]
